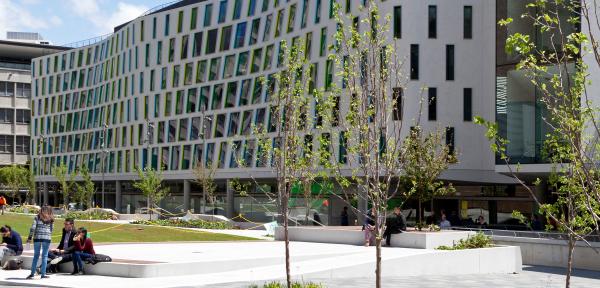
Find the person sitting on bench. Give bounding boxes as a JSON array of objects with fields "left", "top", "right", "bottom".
[
  {"left": 71, "top": 227, "right": 95, "bottom": 275},
  {"left": 383, "top": 207, "right": 407, "bottom": 246},
  {"left": 1, "top": 225, "right": 23, "bottom": 267},
  {"left": 47, "top": 218, "right": 76, "bottom": 273}
]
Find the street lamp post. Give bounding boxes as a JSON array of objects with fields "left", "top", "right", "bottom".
[
  {"left": 144, "top": 119, "right": 154, "bottom": 213},
  {"left": 100, "top": 123, "right": 108, "bottom": 208},
  {"left": 37, "top": 135, "right": 46, "bottom": 205}
]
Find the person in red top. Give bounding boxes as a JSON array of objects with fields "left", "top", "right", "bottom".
[
  {"left": 71, "top": 227, "right": 95, "bottom": 275},
  {"left": 0, "top": 195, "right": 6, "bottom": 215}
]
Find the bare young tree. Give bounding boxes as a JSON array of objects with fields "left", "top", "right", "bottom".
[{"left": 193, "top": 162, "right": 217, "bottom": 213}]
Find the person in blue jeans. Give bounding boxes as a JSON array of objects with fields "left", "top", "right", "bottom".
[
  {"left": 26, "top": 206, "right": 54, "bottom": 280},
  {"left": 71, "top": 227, "right": 95, "bottom": 275}
]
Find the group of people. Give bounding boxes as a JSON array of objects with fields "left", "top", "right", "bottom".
[
  {"left": 362, "top": 207, "right": 407, "bottom": 247},
  {"left": 0, "top": 205, "right": 96, "bottom": 280}
]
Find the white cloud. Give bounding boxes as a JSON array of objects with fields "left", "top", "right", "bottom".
[
  {"left": 0, "top": 0, "right": 60, "bottom": 39},
  {"left": 67, "top": 0, "right": 148, "bottom": 35},
  {"left": 49, "top": 16, "right": 63, "bottom": 27}
]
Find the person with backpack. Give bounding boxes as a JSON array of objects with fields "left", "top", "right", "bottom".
[
  {"left": 1, "top": 225, "right": 23, "bottom": 267},
  {"left": 71, "top": 227, "right": 95, "bottom": 275},
  {"left": 26, "top": 206, "right": 54, "bottom": 280},
  {"left": 0, "top": 195, "right": 6, "bottom": 215}
]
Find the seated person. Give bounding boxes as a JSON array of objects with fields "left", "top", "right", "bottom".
[
  {"left": 477, "top": 215, "right": 488, "bottom": 229},
  {"left": 0, "top": 225, "right": 23, "bottom": 266},
  {"left": 72, "top": 227, "right": 95, "bottom": 275},
  {"left": 439, "top": 215, "right": 452, "bottom": 229},
  {"left": 47, "top": 219, "right": 76, "bottom": 272},
  {"left": 383, "top": 207, "right": 407, "bottom": 246}
]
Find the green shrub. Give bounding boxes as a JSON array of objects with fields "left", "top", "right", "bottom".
[
  {"left": 64, "top": 211, "right": 114, "bottom": 220},
  {"left": 435, "top": 232, "right": 493, "bottom": 250},
  {"left": 131, "top": 218, "right": 232, "bottom": 230},
  {"left": 8, "top": 205, "right": 39, "bottom": 214},
  {"left": 249, "top": 282, "right": 324, "bottom": 288}
]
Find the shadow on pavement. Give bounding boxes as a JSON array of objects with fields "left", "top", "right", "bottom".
[{"left": 523, "top": 265, "right": 600, "bottom": 280}]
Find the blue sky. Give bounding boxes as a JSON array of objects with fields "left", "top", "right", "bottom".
[{"left": 0, "top": 0, "right": 169, "bottom": 45}]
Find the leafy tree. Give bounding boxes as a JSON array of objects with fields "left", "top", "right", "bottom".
[
  {"left": 74, "top": 166, "right": 95, "bottom": 210},
  {"left": 133, "top": 166, "right": 169, "bottom": 221},
  {"left": 0, "top": 165, "right": 29, "bottom": 204},
  {"left": 192, "top": 162, "right": 217, "bottom": 213},
  {"left": 478, "top": 1, "right": 600, "bottom": 286},
  {"left": 52, "top": 163, "right": 77, "bottom": 211}
]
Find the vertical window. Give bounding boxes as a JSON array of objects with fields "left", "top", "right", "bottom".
[
  {"left": 325, "top": 59, "right": 333, "bottom": 91},
  {"left": 301, "top": 0, "right": 309, "bottom": 28},
  {"left": 235, "top": 22, "right": 247, "bottom": 48},
  {"left": 177, "top": 10, "right": 183, "bottom": 33},
  {"left": 463, "top": 88, "right": 472, "bottom": 122},
  {"left": 204, "top": 4, "right": 213, "bottom": 27},
  {"left": 393, "top": 88, "right": 403, "bottom": 121},
  {"left": 193, "top": 32, "right": 203, "bottom": 57},
  {"left": 218, "top": 0, "right": 228, "bottom": 23},
  {"left": 320, "top": 27, "right": 327, "bottom": 57},
  {"left": 393, "top": 6, "right": 401, "bottom": 38},
  {"left": 191, "top": 7, "right": 198, "bottom": 30},
  {"left": 249, "top": 19, "right": 260, "bottom": 45},
  {"left": 339, "top": 132, "right": 347, "bottom": 164},
  {"left": 152, "top": 17, "right": 157, "bottom": 39},
  {"left": 220, "top": 26, "right": 232, "bottom": 52},
  {"left": 165, "top": 14, "right": 170, "bottom": 36},
  {"left": 329, "top": 0, "right": 334, "bottom": 18},
  {"left": 181, "top": 35, "right": 189, "bottom": 59},
  {"left": 446, "top": 127, "right": 455, "bottom": 155},
  {"left": 464, "top": 6, "right": 473, "bottom": 39},
  {"left": 262, "top": 0, "right": 270, "bottom": 12},
  {"left": 206, "top": 29, "right": 218, "bottom": 54},
  {"left": 446, "top": 45, "right": 455, "bottom": 81},
  {"left": 248, "top": 0, "right": 257, "bottom": 16},
  {"left": 233, "top": 0, "right": 242, "bottom": 20},
  {"left": 410, "top": 44, "right": 419, "bottom": 80},
  {"left": 428, "top": 88, "right": 437, "bottom": 121},
  {"left": 287, "top": 4, "right": 297, "bottom": 33},
  {"left": 428, "top": 5, "right": 437, "bottom": 39},
  {"left": 315, "top": 0, "right": 321, "bottom": 24}
]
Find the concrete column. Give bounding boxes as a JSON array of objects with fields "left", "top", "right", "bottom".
[
  {"left": 42, "top": 182, "right": 48, "bottom": 206},
  {"left": 115, "top": 180, "right": 122, "bottom": 213},
  {"left": 357, "top": 186, "right": 368, "bottom": 226},
  {"left": 226, "top": 180, "right": 235, "bottom": 219},
  {"left": 183, "top": 180, "right": 190, "bottom": 212}
]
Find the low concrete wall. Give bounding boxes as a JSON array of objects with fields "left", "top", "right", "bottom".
[
  {"left": 275, "top": 227, "right": 473, "bottom": 249},
  {"left": 493, "top": 236, "right": 600, "bottom": 271}
]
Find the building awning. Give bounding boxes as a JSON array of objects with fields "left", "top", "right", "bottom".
[{"left": 439, "top": 170, "right": 521, "bottom": 185}]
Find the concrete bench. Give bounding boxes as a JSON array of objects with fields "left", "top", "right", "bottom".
[{"left": 275, "top": 226, "right": 474, "bottom": 249}]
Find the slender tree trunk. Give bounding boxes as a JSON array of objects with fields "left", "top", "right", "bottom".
[
  {"left": 566, "top": 232, "right": 575, "bottom": 288},
  {"left": 375, "top": 233, "right": 382, "bottom": 288},
  {"left": 283, "top": 182, "right": 292, "bottom": 288}
]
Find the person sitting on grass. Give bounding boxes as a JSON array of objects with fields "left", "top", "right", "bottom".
[
  {"left": 71, "top": 227, "right": 95, "bottom": 275},
  {"left": 1, "top": 225, "right": 23, "bottom": 267},
  {"left": 47, "top": 218, "right": 77, "bottom": 273}
]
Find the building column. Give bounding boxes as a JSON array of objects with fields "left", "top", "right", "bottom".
[
  {"left": 357, "top": 187, "right": 368, "bottom": 226},
  {"left": 115, "top": 180, "right": 121, "bottom": 213},
  {"left": 226, "top": 180, "right": 235, "bottom": 219},
  {"left": 42, "top": 182, "right": 48, "bottom": 206},
  {"left": 183, "top": 180, "right": 190, "bottom": 212}
]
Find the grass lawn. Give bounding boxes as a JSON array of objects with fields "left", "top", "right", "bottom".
[{"left": 0, "top": 213, "right": 258, "bottom": 243}]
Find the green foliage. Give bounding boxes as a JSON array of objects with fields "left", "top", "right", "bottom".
[
  {"left": 249, "top": 282, "right": 324, "bottom": 288},
  {"left": 52, "top": 163, "right": 77, "bottom": 210},
  {"left": 8, "top": 205, "right": 40, "bottom": 214},
  {"left": 133, "top": 166, "right": 170, "bottom": 221},
  {"left": 436, "top": 233, "right": 492, "bottom": 250},
  {"left": 64, "top": 210, "right": 114, "bottom": 220},
  {"left": 0, "top": 165, "right": 30, "bottom": 204},
  {"left": 131, "top": 219, "right": 232, "bottom": 230},
  {"left": 428, "top": 224, "right": 441, "bottom": 232}
]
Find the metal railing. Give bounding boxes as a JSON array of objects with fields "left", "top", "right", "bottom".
[
  {"left": 452, "top": 227, "right": 600, "bottom": 242},
  {"left": 60, "top": 0, "right": 184, "bottom": 48}
]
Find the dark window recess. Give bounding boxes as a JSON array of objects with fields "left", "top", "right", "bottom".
[
  {"left": 464, "top": 88, "right": 472, "bottom": 122},
  {"left": 206, "top": 29, "right": 218, "bottom": 54},
  {"left": 410, "top": 44, "right": 419, "bottom": 80},
  {"left": 446, "top": 127, "right": 455, "bottom": 155},
  {"left": 393, "top": 87, "right": 403, "bottom": 121},
  {"left": 428, "top": 88, "right": 437, "bottom": 121},
  {"left": 446, "top": 45, "right": 455, "bottom": 81},
  {"left": 394, "top": 6, "right": 402, "bottom": 38},
  {"left": 464, "top": 6, "right": 473, "bottom": 39},
  {"left": 428, "top": 5, "right": 437, "bottom": 38}
]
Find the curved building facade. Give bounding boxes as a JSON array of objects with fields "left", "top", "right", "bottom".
[{"left": 32, "top": 0, "right": 529, "bottom": 224}]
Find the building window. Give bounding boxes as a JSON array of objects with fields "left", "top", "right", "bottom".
[
  {"left": 394, "top": 6, "right": 401, "bottom": 38},
  {"left": 446, "top": 45, "right": 455, "bottom": 81},
  {"left": 204, "top": 4, "right": 213, "bottom": 27},
  {"left": 164, "top": 14, "right": 170, "bottom": 36},
  {"left": 301, "top": 0, "right": 309, "bottom": 28},
  {"left": 428, "top": 88, "right": 437, "bottom": 121},
  {"left": 339, "top": 132, "right": 348, "bottom": 164},
  {"left": 235, "top": 22, "right": 247, "bottom": 48},
  {"left": 191, "top": 7, "right": 198, "bottom": 30},
  {"left": 393, "top": 88, "right": 403, "bottom": 121},
  {"left": 177, "top": 10, "right": 184, "bottom": 33},
  {"left": 16, "top": 136, "right": 29, "bottom": 155},
  {"left": 218, "top": 0, "right": 228, "bottom": 23},
  {"left": 16, "top": 109, "right": 30, "bottom": 124},
  {"left": 248, "top": 0, "right": 257, "bottom": 16},
  {"left": 464, "top": 6, "right": 473, "bottom": 39},
  {"left": 233, "top": 0, "right": 242, "bottom": 20},
  {"left": 288, "top": 4, "right": 297, "bottom": 33},
  {"left": 206, "top": 29, "right": 218, "bottom": 54},
  {"left": 220, "top": 26, "right": 232, "bottom": 51},
  {"left": 0, "top": 135, "right": 13, "bottom": 154},
  {"left": 193, "top": 32, "right": 203, "bottom": 57},
  {"left": 325, "top": 59, "right": 333, "bottom": 91},
  {"left": 320, "top": 27, "right": 327, "bottom": 57},
  {"left": 15, "top": 83, "right": 31, "bottom": 98},
  {"left": 315, "top": 0, "right": 321, "bottom": 24},
  {"left": 446, "top": 127, "right": 455, "bottom": 155},
  {"left": 464, "top": 88, "right": 472, "bottom": 121},
  {"left": 428, "top": 5, "right": 437, "bottom": 39},
  {"left": 410, "top": 44, "right": 419, "bottom": 80},
  {"left": 0, "top": 82, "right": 15, "bottom": 97},
  {"left": 0, "top": 109, "right": 13, "bottom": 123},
  {"left": 249, "top": 19, "right": 260, "bottom": 46}
]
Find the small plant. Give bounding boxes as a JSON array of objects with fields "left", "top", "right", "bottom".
[
  {"left": 64, "top": 211, "right": 114, "bottom": 220},
  {"left": 132, "top": 218, "right": 232, "bottom": 230},
  {"left": 435, "top": 232, "right": 492, "bottom": 250},
  {"left": 428, "top": 224, "right": 441, "bottom": 232},
  {"left": 8, "top": 205, "right": 39, "bottom": 214}
]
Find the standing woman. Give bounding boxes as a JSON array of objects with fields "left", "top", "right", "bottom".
[{"left": 26, "top": 206, "right": 54, "bottom": 279}]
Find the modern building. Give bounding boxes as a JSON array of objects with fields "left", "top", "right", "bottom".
[{"left": 31, "top": 0, "right": 559, "bottom": 226}]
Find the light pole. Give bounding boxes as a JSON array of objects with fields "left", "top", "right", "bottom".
[
  {"left": 37, "top": 135, "right": 46, "bottom": 205},
  {"left": 100, "top": 123, "right": 108, "bottom": 208}
]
